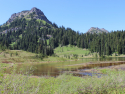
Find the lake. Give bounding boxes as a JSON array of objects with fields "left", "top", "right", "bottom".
[{"left": 4, "top": 57, "right": 125, "bottom": 77}]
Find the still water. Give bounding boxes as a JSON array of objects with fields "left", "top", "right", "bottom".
[{"left": 4, "top": 57, "right": 125, "bottom": 77}]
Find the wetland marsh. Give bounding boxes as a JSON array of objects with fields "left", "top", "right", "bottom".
[{"left": 1, "top": 48, "right": 125, "bottom": 94}]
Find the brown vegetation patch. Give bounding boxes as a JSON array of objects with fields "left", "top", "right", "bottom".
[
  {"left": 2, "top": 60, "right": 12, "bottom": 63},
  {"left": 10, "top": 58, "right": 24, "bottom": 62},
  {"left": 109, "top": 64, "right": 125, "bottom": 71}
]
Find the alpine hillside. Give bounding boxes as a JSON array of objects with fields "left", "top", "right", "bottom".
[{"left": 0, "top": 7, "right": 125, "bottom": 57}]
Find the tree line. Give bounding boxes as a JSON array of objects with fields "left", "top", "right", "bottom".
[{"left": 0, "top": 17, "right": 125, "bottom": 57}]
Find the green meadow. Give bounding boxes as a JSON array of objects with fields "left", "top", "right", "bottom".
[{"left": 54, "top": 45, "right": 90, "bottom": 56}]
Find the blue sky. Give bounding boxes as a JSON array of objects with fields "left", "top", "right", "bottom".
[{"left": 1, "top": 0, "right": 125, "bottom": 33}]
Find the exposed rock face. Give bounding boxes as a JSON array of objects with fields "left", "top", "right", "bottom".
[
  {"left": 7, "top": 7, "right": 52, "bottom": 24},
  {"left": 0, "top": 27, "right": 21, "bottom": 34},
  {"left": 30, "top": 7, "right": 44, "bottom": 15},
  {"left": 87, "top": 27, "right": 109, "bottom": 34}
]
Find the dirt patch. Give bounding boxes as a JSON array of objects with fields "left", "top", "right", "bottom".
[{"left": 107, "top": 64, "right": 125, "bottom": 71}]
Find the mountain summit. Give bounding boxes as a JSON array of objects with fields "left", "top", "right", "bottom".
[
  {"left": 87, "top": 27, "right": 109, "bottom": 34},
  {"left": 6, "top": 7, "right": 52, "bottom": 24}
]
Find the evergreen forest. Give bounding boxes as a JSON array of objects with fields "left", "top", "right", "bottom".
[{"left": 0, "top": 17, "right": 125, "bottom": 57}]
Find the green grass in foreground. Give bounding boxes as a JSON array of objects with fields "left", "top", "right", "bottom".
[
  {"left": 0, "top": 68, "right": 125, "bottom": 94},
  {"left": 0, "top": 63, "right": 11, "bottom": 68}
]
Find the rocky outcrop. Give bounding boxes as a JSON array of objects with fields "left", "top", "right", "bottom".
[
  {"left": 1, "top": 27, "right": 21, "bottom": 34},
  {"left": 87, "top": 27, "right": 109, "bottom": 34},
  {"left": 6, "top": 7, "right": 52, "bottom": 24}
]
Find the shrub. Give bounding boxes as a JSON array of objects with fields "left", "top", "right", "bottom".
[
  {"left": 15, "top": 52, "right": 18, "bottom": 56},
  {"left": 73, "top": 54, "right": 78, "bottom": 59},
  {"left": 10, "top": 53, "right": 12, "bottom": 57}
]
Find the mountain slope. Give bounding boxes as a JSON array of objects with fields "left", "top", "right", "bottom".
[
  {"left": 0, "top": 7, "right": 58, "bottom": 56},
  {"left": 0, "top": 7, "right": 55, "bottom": 34},
  {"left": 0, "top": 7, "right": 124, "bottom": 58},
  {"left": 87, "top": 27, "right": 109, "bottom": 34}
]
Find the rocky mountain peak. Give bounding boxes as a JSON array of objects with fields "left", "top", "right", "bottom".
[
  {"left": 87, "top": 27, "right": 109, "bottom": 34},
  {"left": 31, "top": 7, "right": 38, "bottom": 11},
  {"left": 30, "top": 7, "right": 44, "bottom": 15},
  {"left": 30, "top": 7, "right": 39, "bottom": 12},
  {"left": 6, "top": 7, "right": 51, "bottom": 24}
]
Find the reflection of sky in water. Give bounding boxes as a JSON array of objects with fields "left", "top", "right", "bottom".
[{"left": 79, "top": 72, "right": 107, "bottom": 78}]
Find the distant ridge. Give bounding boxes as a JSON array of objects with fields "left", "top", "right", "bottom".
[
  {"left": 6, "top": 7, "right": 52, "bottom": 24},
  {"left": 87, "top": 27, "right": 109, "bottom": 34}
]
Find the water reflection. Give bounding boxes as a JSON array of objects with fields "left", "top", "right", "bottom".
[
  {"left": 79, "top": 72, "right": 107, "bottom": 78},
  {"left": 3, "top": 57, "right": 125, "bottom": 77},
  {"left": 4, "top": 64, "right": 61, "bottom": 77},
  {"left": 32, "top": 64, "right": 60, "bottom": 76}
]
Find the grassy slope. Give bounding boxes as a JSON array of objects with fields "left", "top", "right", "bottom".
[
  {"left": 36, "top": 19, "right": 46, "bottom": 25},
  {"left": 54, "top": 45, "right": 90, "bottom": 58},
  {"left": 0, "top": 46, "right": 124, "bottom": 66},
  {"left": 0, "top": 49, "right": 91, "bottom": 70},
  {"left": 0, "top": 50, "right": 41, "bottom": 64},
  {"left": 42, "top": 45, "right": 93, "bottom": 62}
]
